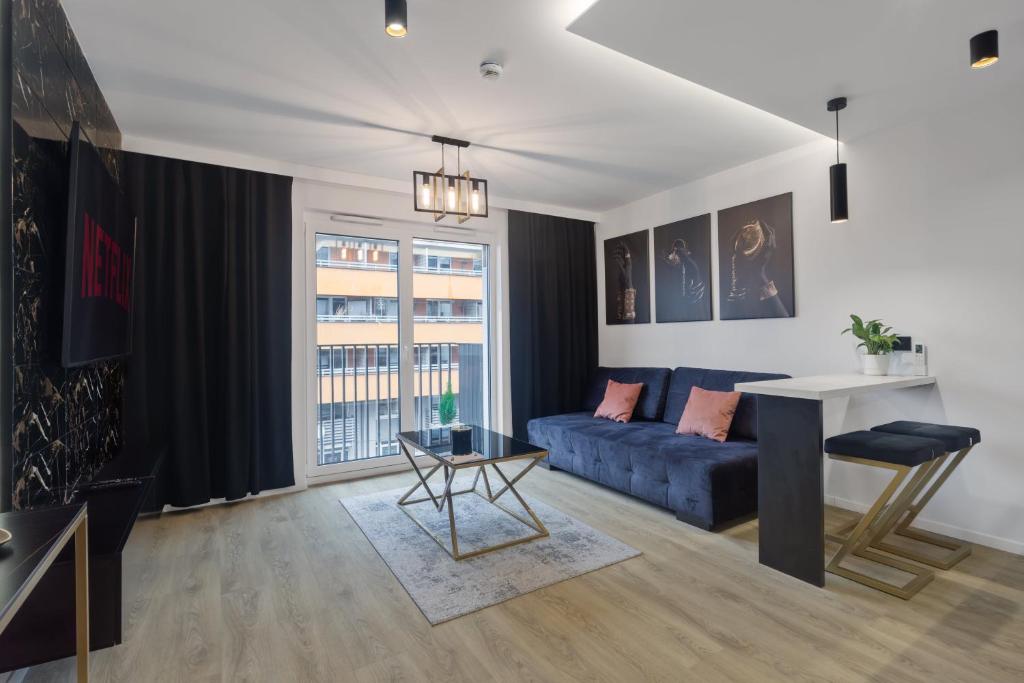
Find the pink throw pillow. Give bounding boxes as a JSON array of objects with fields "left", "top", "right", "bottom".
[
  {"left": 593, "top": 379, "right": 644, "bottom": 423},
  {"left": 676, "top": 386, "right": 741, "bottom": 442}
]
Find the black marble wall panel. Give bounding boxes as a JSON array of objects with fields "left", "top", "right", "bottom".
[{"left": 8, "top": 0, "right": 123, "bottom": 509}]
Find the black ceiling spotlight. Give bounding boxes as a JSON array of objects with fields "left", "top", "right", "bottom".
[
  {"left": 827, "top": 97, "right": 848, "bottom": 224},
  {"left": 385, "top": 0, "right": 407, "bottom": 38},
  {"left": 970, "top": 30, "right": 999, "bottom": 69}
]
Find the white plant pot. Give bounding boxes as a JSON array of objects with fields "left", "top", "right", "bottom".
[{"left": 861, "top": 354, "right": 891, "bottom": 376}]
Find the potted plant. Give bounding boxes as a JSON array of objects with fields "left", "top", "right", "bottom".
[
  {"left": 438, "top": 381, "right": 472, "bottom": 454},
  {"left": 842, "top": 314, "right": 901, "bottom": 376},
  {"left": 438, "top": 380, "right": 457, "bottom": 427}
]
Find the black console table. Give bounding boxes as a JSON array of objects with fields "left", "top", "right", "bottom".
[
  {"left": 0, "top": 503, "right": 90, "bottom": 681},
  {"left": 0, "top": 450, "right": 161, "bottom": 673}
]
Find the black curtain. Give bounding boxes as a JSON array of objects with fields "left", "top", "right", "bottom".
[
  {"left": 508, "top": 210, "right": 598, "bottom": 441},
  {"left": 123, "top": 153, "right": 294, "bottom": 507}
]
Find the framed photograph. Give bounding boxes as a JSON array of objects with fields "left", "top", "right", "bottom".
[
  {"left": 603, "top": 229, "right": 650, "bottom": 324},
  {"left": 717, "top": 193, "right": 795, "bottom": 320},
  {"left": 653, "top": 214, "right": 712, "bottom": 323}
]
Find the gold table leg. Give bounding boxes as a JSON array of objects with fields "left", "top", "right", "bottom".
[
  {"left": 75, "top": 515, "right": 90, "bottom": 682},
  {"left": 396, "top": 452, "right": 550, "bottom": 561}
]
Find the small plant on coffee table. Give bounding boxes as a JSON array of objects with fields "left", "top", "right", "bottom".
[{"left": 439, "top": 380, "right": 457, "bottom": 426}]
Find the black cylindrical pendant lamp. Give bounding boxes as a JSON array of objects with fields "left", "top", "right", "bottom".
[
  {"left": 385, "top": 0, "right": 407, "bottom": 38},
  {"left": 830, "top": 163, "right": 848, "bottom": 223},
  {"left": 827, "top": 97, "right": 848, "bottom": 223},
  {"left": 970, "top": 30, "right": 998, "bottom": 69}
]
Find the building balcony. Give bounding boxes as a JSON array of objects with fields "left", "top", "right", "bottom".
[
  {"left": 316, "top": 258, "right": 482, "bottom": 277},
  {"left": 316, "top": 314, "right": 484, "bottom": 324},
  {"left": 316, "top": 267, "right": 483, "bottom": 300}
]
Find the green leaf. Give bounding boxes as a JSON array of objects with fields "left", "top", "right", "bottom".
[{"left": 439, "top": 381, "right": 457, "bottom": 425}]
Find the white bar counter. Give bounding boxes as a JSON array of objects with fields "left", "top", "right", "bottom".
[
  {"left": 735, "top": 372, "right": 936, "bottom": 587},
  {"left": 735, "top": 374, "right": 935, "bottom": 401}
]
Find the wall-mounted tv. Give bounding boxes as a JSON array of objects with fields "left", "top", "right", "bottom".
[{"left": 62, "top": 122, "right": 137, "bottom": 367}]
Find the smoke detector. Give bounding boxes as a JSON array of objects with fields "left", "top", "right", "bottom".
[{"left": 479, "top": 61, "right": 503, "bottom": 80}]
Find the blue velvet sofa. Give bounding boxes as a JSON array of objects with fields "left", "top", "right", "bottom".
[{"left": 527, "top": 366, "right": 790, "bottom": 530}]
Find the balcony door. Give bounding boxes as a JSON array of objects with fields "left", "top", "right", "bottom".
[
  {"left": 412, "top": 239, "right": 489, "bottom": 432},
  {"left": 308, "top": 218, "right": 492, "bottom": 479}
]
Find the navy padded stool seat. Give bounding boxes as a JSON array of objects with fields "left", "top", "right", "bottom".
[
  {"left": 871, "top": 421, "right": 980, "bottom": 452},
  {"left": 824, "top": 431, "right": 945, "bottom": 467}
]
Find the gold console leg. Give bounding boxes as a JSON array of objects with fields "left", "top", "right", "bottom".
[{"left": 75, "top": 515, "right": 90, "bottom": 682}]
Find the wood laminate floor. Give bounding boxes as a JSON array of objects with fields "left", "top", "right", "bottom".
[{"left": 10, "top": 465, "right": 1024, "bottom": 682}]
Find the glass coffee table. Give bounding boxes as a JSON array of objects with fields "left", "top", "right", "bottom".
[{"left": 395, "top": 425, "right": 549, "bottom": 561}]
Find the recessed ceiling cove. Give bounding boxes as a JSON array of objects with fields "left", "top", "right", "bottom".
[
  {"left": 570, "top": 0, "right": 1024, "bottom": 141},
  {"left": 62, "top": 0, "right": 822, "bottom": 212}
]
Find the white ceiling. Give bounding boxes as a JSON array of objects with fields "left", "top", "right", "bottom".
[
  {"left": 61, "top": 0, "right": 821, "bottom": 213},
  {"left": 63, "top": 1, "right": 1021, "bottom": 214},
  {"left": 570, "top": 0, "right": 1024, "bottom": 141}
]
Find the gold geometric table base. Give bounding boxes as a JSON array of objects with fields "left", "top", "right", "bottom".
[{"left": 396, "top": 442, "right": 549, "bottom": 561}]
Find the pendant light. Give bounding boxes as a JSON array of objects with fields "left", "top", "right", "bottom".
[
  {"left": 827, "top": 97, "right": 848, "bottom": 224},
  {"left": 970, "top": 30, "right": 998, "bottom": 69},
  {"left": 413, "top": 135, "right": 489, "bottom": 223},
  {"left": 385, "top": 0, "right": 407, "bottom": 38}
]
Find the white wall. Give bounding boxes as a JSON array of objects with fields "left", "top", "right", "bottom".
[{"left": 595, "top": 88, "right": 1024, "bottom": 554}]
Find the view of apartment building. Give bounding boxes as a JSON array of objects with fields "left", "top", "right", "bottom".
[{"left": 314, "top": 234, "right": 488, "bottom": 464}]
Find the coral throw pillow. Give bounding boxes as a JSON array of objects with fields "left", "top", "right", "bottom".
[
  {"left": 593, "top": 379, "right": 644, "bottom": 423},
  {"left": 676, "top": 386, "right": 741, "bottom": 442}
]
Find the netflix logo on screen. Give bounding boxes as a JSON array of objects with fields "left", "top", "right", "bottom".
[
  {"left": 81, "top": 211, "right": 132, "bottom": 311},
  {"left": 62, "top": 121, "right": 136, "bottom": 367}
]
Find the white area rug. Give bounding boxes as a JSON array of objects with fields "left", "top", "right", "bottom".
[{"left": 340, "top": 485, "right": 641, "bottom": 624}]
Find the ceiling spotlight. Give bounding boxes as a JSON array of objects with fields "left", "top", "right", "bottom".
[
  {"left": 827, "top": 97, "right": 849, "bottom": 224},
  {"left": 970, "top": 30, "right": 999, "bottom": 69},
  {"left": 385, "top": 0, "right": 407, "bottom": 38}
]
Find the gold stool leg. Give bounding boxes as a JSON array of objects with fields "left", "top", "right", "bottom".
[
  {"left": 826, "top": 456, "right": 935, "bottom": 600},
  {"left": 875, "top": 446, "right": 975, "bottom": 569},
  {"left": 826, "top": 455, "right": 943, "bottom": 545}
]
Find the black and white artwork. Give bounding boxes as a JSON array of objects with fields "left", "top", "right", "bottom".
[
  {"left": 603, "top": 229, "right": 650, "bottom": 325},
  {"left": 653, "top": 214, "right": 712, "bottom": 323},
  {"left": 717, "top": 193, "right": 795, "bottom": 320}
]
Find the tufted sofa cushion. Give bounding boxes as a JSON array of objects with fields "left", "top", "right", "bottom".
[
  {"left": 582, "top": 367, "right": 672, "bottom": 421},
  {"left": 528, "top": 412, "right": 759, "bottom": 528},
  {"left": 662, "top": 367, "right": 791, "bottom": 440}
]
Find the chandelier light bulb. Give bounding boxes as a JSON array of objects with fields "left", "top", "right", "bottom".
[{"left": 420, "top": 181, "right": 431, "bottom": 207}]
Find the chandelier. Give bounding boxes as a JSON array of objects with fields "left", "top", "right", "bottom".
[{"left": 413, "top": 135, "right": 489, "bottom": 224}]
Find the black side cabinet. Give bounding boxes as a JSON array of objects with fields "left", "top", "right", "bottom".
[{"left": 0, "top": 452, "right": 161, "bottom": 672}]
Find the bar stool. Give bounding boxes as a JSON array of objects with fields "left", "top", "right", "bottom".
[
  {"left": 823, "top": 430, "right": 947, "bottom": 599},
  {"left": 867, "top": 421, "right": 981, "bottom": 569}
]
